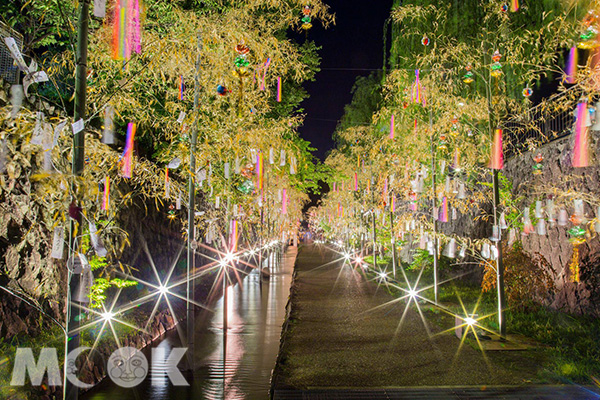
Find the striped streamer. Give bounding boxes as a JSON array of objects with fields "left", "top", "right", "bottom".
[
  {"left": 510, "top": 0, "right": 519, "bottom": 12},
  {"left": 179, "top": 75, "right": 184, "bottom": 100},
  {"left": 102, "top": 176, "right": 110, "bottom": 211},
  {"left": 565, "top": 47, "right": 578, "bottom": 84},
  {"left": 440, "top": 197, "right": 448, "bottom": 222},
  {"left": 390, "top": 114, "right": 395, "bottom": 139},
  {"left": 282, "top": 188, "right": 287, "bottom": 214},
  {"left": 121, "top": 122, "right": 136, "bottom": 178},
  {"left": 411, "top": 69, "right": 422, "bottom": 104},
  {"left": 489, "top": 128, "right": 503, "bottom": 170},
  {"left": 276, "top": 76, "right": 282, "bottom": 102},
  {"left": 256, "top": 151, "right": 264, "bottom": 189},
  {"left": 260, "top": 58, "right": 271, "bottom": 91},
  {"left": 573, "top": 102, "right": 590, "bottom": 167},
  {"left": 354, "top": 173, "right": 358, "bottom": 191}
]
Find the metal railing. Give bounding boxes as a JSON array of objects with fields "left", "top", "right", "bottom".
[
  {"left": 502, "top": 87, "right": 579, "bottom": 157},
  {"left": 0, "top": 21, "right": 23, "bottom": 84}
]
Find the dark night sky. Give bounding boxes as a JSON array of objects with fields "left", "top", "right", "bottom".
[{"left": 294, "top": 0, "right": 393, "bottom": 161}]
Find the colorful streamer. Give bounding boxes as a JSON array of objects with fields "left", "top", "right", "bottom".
[
  {"left": 178, "top": 75, "right": 184, "bottom": 100},
  {"left": 440, "top": 197, "right": 448, "bottom": 222},
  {"left": 354, "top": 173, "right": 358, "bottom": 191},
  {"left": 256, "top": 151, "right": 264, "bottom": 189},
  {"left": 260, "top": 58, "right": 271, "bottom": 91},
  {"left": 510, "top": 0, "right": 519, "bottom": 12},
  {"left": 390, "top": 114, "right": 395, "bottom": 139},
  {"left": 111, "top": 0, "right": 142, "bottom": 61},
  {"left": 276, "top": 76, "right": 282, "bottom": 102},
  {"left": 573, "top": 102, "right": 590, "bottom": 167},
  {"left": 165, "top": 167, "right": 170, "bottom": 197},
  {"left": 489, "top": 128, "right": 504, "bottom": 170},
  {"left": 121, "top": 122, "right": 136, "bottom": 178},
  {"left": 229, "top": 219, "right": 238, "bottom": 251},
  {"left": 411, "top": 69, "right": 423, "bottom": 104},
  {"left": 391, "top": 196, "right": 396, "bottom": 213},
  {"left": 102, "top": 176, "right": 110, "bottom": 211},
  {"left": 282, "top": 188, "right": 287, "bottom": 214},
  {"left": 565, "top": 47, "right": 578, "bottom": 84}
]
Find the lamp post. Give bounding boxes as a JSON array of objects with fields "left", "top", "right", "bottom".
[{"left": 430, "top": 110, "right": 439, "bottom": 304}]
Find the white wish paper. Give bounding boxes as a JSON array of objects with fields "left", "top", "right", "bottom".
[
  {"left": 51, "top": 227, "right": 64, "bottom": 259},
  {"left": 168, "top": 157, "right": 181, "bottom": 169},
  {"left": 53, "top": 121, "right": 67, "bottom": 148},
  {"left": 31, "top": 112, "right": 44, "bottom": 145},
  {"left": 89, "top": 222, "right": 108, "bottom": 257},
  {"left": 23, "top": 71, "right": 49, "bottom": 96},
  {"left": 224, "top": 162, "right": 230, "bottom": 179},
  {"left": 4, "top": 38, "right": 28, "bottom": 71},
  {"left": 10, "top": 85, "right": 23, "bottom": 119},
  {"left": 280, "top": 150, "right": 286, "bottom": 166},
  {"left": 93, "top": 0, "right": 107, "bottom": 18},
  {"left": 102, "top": 106, "right": 115, "bottom": 144},
  {"left": 72, "top": 119, "right": 84, "bottom": 135},
  {"left": 177, "top": 111, "right": 186, "bottom": 124}
]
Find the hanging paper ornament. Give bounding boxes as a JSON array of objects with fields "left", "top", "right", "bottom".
[
  {"left": 536, "top": 219, "right": 547, "bottom": 235},
  {"left": 532, "top": 152, "right": 543, "bottom": 175},
  {"left": 256, "top": 151, "right": 264, "bottom": 190},
  {"left": 490, "top": 50, "right": 503, "bottom": 78},
  {"left": 463, "top": 63, "right": 474, "bottom": 84},
  {"left": 421, "top": 34, "right": 430, "bottom": 46},
  {"left": 564, "top": 47, "right": 578, "bottom": 84},
  {"left": 523, "top": 86, "right": 533, "bottom": 98},
  {"left": 217, "top": 85, "right": 230, "bottom": 96},
  {"left": 572, "top": 102, "right": 590, "bottom": 168},
  {"left": 459, "top": 244, "right": 467, "bottom": 258},
  {"left": 111, "top": 0, "right": 142, "bottom": 61},
  {"left": 501, "top": 4, "right": 509, "bottom": 12},
  {"left": 443, "top": 239, "right": 456, "bottom": 259},
  {"left": 535, "top": 201, "right": 543, "bottom": 219},
  {"left": 176, "top": 192, "right": 181, "bottom": 210},
  {"left": 499, "top": 212, "right": 508, "bottom": 229},
  {"left": 489, "top": 128, "right": 504, "bottom": 169},
  {"left": 481, "top": 243, "right": 491, "bottom": 259},
  {"left": 491, "top": 225, "right": 500, "bottom": 242},
  {"left": 438, "top": 134, "right": 448, "bottom": 151},
  {"left": 280, "top": 150, "right": 286, "bottom": 166},
  {"left": 558, "top": 209, "right": 569, "bottom": 226},
  {"left": 301, "top": 5, "right": 313, "bottom": 30},
  {"left": 282, "top": 188, "right": 288, "bottom": 214},
  {"left": 523, "top": 207, "right": 534, "bottom": 234},
  {"left": 546, "top": 199, "right": 556, "bottom": 224},
  {"left": 568, "top": 225, "right": 586, "bottom": 283},
  {"left": 167, "top": 204, "right": 176, "bottom": 221},
  {"left": 390, "top": 114, "right": 395, "bottom": 139},
  {"left": 457, "top": 182, "right": 466, "bottom": 200}
]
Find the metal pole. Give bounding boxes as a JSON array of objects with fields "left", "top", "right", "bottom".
[
  {"left": 65, "top": 2, "right": 89, "bottom": 399},
  {"left": 371, "top": 182, "right": 377, "bottom": 270},
  {"left": 430, "top": 111, "right": 438, "bottom": 304},
  {"left": 493, "top": 169, "right": 506, "bottom": 337},
  {"left": 186, "top": 34, "right": 201, "bottom": 371}
]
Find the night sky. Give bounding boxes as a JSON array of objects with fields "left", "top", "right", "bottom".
[{"left": 294, "top": 0, "right": 393, "bottom": 161}]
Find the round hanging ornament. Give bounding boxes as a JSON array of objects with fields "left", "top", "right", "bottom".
[
  {"left": 217, "top": 85, "right": 230, "bottom": 96},
  {"left": 523, "top": 86, "right": 533, "bottom": 97},
  {"left": 463, "top": 64, "right": 474, "bottom": 84},
  {"left": 421, "top": 34, "right": 430, "bottom": 46},
  {"left": 532, "top": 153, "right": 543, "bottom": 175}
]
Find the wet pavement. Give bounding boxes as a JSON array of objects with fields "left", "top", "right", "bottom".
[
  {"left": 83, "top": 246, "right": 298, "bottom": 400},
  {"left": 272, "top": 244, "right": 600, "bottom": 399}
]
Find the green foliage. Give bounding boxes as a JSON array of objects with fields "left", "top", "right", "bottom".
[
  {"left": 336, "top": 71, "right": 383, "bottom": 136},
  {"left": 89, "top": 277, "right": 138, "bottom": 309}
]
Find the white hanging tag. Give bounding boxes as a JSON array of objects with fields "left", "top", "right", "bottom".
[
  {"left": 3, "top": 38, "right": 28, "bottom": 71},
  {"left": 176, "top": 192, "right": 181, "bottom": 210},
  {"left": 72, "top": 118, "right": 84, "bottom": 135},
  {"left": 93, "top": 0, "right": 107, "bottom": 17},
  {"left": 89, "top": 222, "right": 108, "bottom": 257},
  {"left": 10, "top": 85, "right": 23, "bottom": 119},
  {"left": 235, "top": 157, "right": 241, "bottom": 174},
  {"left": 168, "top": 157, "right": 181, "bottom": 169},
  {"left": 31, "top": 112, "right": 44, "bottom": 145},
  {"left": 50, "top": 227, "right": 64, "bottom": 259},
  {"left": 215, "top": 196, "right": 220, "bottom": 209},
  {"left": 280, "top": 150, "right": 286, "bottom": 166},
  {"left": 269, "top": 148, "right": 275, "bottom": 164},
  {"left": 224, "top": 162, "right": 230, "bottom": 179},
  {"left": 53, "top": 121, "right": 67, "bottom": 148},
  {"left": 177, "top": 111, "right": 186, "bottom": 124},
  {"left": 23, "top": 71, "right": 49, "bottom": 96},
  {"left": 440, "top": 160, "right": 446, "bottom": 175},
  {"left": 102, "top": 106, "right": 115, "bottom": 144}
]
